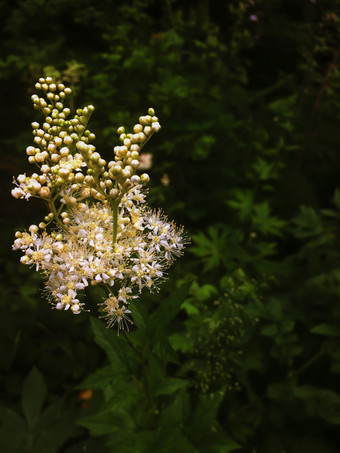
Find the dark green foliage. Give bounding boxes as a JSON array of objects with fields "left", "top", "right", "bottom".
[{"left": 2, "top": 0, "right": 340, "bottom": 451}]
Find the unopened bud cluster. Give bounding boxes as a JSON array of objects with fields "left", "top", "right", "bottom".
[{"left": 12, "top": 78, "right": 187, "bottom": 332}]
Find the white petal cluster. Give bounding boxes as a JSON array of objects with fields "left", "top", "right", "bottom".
[
  {"left": 14, "top": 193, "right": 186, "bottom": 330},
  {"left": 12, "top": 78, "right": 187, "bottom": 332}
]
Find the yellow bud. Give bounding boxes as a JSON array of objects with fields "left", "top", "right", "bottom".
[
  {"left": 39, "top": 187, "right": 51, "bottom": 198},
  {"left": 109, "top": 188, "right": 119, "bottom": 199}
]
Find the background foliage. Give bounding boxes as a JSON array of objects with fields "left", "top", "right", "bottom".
[{"left": 2, "top": 0, "right": 340, "bottom": 451}]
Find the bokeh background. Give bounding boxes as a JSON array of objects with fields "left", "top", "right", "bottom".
[{"left": 1, "top": 0, "right": 340, "bottom": 452}]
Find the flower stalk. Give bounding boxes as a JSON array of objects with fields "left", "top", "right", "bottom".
[{"left": 11, "top": 77, "right": 187, "bottom": 331}]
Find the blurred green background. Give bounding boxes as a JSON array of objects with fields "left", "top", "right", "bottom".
[{"left": 2, "top": 0, "right": 340, "bottom": 452}]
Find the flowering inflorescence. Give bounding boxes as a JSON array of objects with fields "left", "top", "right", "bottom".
[{"left": 12, "top": 77, "right": 187, "bottom": 332}]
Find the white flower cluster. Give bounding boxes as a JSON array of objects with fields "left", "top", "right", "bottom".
[{"left": 12, "top": 77, "right": 187, "bottom": 332}]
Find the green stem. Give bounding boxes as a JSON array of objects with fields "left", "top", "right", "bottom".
[
  {"left": 110, "top": 190, "right": 126, "bottom": 247},
  {"left": 49, "top": 199, "right": 64, "bottom": 229},
  {"left": 112, "top": 200, "right": 119, "bottom": 246}
]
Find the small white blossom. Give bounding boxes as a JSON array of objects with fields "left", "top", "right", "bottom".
[{"left": 12, "top": 77, "right": 187, "bottom": 330}]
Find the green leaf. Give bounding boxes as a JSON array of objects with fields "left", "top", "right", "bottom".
[
  {"left": 168, "top": 332, "right": 193, "bottom": 354},
  {"left": 293, "top": 386, "right": 340, "bottom": 424},
  {"left": 159, "top": 388, "right": 190, "bottom": 427},
  {"left": 188, "top": 389, "right": 226, "bottom": 442},
  {"left": 227, "top": 190, "right": 254, "bottom": 221},
  {"left": 0, "top": 405, "right": 28, "bottom": 441},
  {"left": 190, "top": 226, "right": 230, "bottom": 271},
  {"left": 251, "top": 202, "right": 286, "bottom": 236},
  {"left": 310, "top": 323, "right": 339, "bottom": 337},
  {"left": 90, "top": 317, "right": 142, "bottom": 373},
  {"left": 181, "top": 300, "right": 200, "bottom": 315},
  {"left": 150, "top": 284, "right": 190, "bottom": 337},
  {"left": 78, "top": 408, "right": 135, "bottom": 436},
  {"left": 261, "top": 323, "right": 278, "bottom": 336},
  {"left": 77, "top": 365, "right": 116, "bottom": 390},
  {"left": 34, "top": 409, "right": 78, "bottom": 453},
  {"left": 153, "top": 427, "right": 198, "bottom": 452},
  {"left": 21, "top": 367, "right": 47, "bottom": 430},
  {"left": 155, "top": 378, "right": 189, "bottom": 396}
]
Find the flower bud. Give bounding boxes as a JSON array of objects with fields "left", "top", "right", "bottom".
[
  {"left": 35, "top": 153, "right": 45, "bottom": 163},
  {"left": 152, "top": 122, "right": 161, "bottom": 132},
  {"left": 138, "top": 132, "right": 147, "bottom": 142},
  {"left": 39, "top": 187, "right": 51, "bottom": 198},
  {"left": 75, "top": 173, "right": 84, "bottom": 182},
  {"left": 130, "top": 144, "right": 140, "bottom": 153},
  {"left": 11, "top": 188, "right": 23, "bottom": 199},
  {"left": 109, "top": 188, "right": 119, "bottom": 199},
  {"left": 54, "top": 137, "right": 62, "bottom": 146},
  {"left": 20, "top": 255, "right": 30, "bottom": 264},
  {"left": 29, "top": 224, "right": 39, "bottom": 233},
  {"left": 17, "top": 174, "right": 26, "bottom": 183},
  {"left": 90, "top": 152, "right": 100, "bottom": 162},
  {"left": 131, "top": 175, "right": 140, "bottom": 183},
  {"left": 85, "top": 175, "right": 95, "bottom": 185},
  {"left": 133, "top": 124, "right": 143, "bottom": 133},
  {"left": 63, "top": 136, "right": 73, "bottom": 145},
  {"left": 59, "top": 168, "right": 71, "bottom": 177},
  {"left": 122, "top": 168, "right": 131, "bottom": 178},
  {"left": 26, "top": 146, "right": 36, "bottom": 155},
  {"left": 140, "top": 173, "right": 150, "bottom": 183},
  {"left": 71, "top": 304, "right": 81, "bottom": 314},
  {"left": 60, "top": 147, "right": 69, "bottom": 157}
]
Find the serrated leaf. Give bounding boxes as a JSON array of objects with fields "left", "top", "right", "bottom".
[
  {"left": 90, "top": 317, "right": 142, "bottom": 373},
  {"left": 77, "top": 365, "right": 116, "bottom": 390},
  {"left": 153, "top": 427, "right": 198, "bottom": 452},
  {"left": 21, "top": 367, "right": 47, "bottom": 430},
  {"left": 188, "top": 389, "right": 226, "bottom": 439},
  {"left": 227, "top": 190, "right": 254, "bottom": 221},
  {"left": 190, "top": 226, "right": 230, "bottom": 271},
  {"left": 78, "top": 408, "right": 135, "bottom": 436}
]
